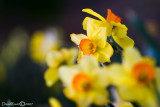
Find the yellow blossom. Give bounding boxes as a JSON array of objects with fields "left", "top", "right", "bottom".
[
  {"left": 107, "top": 47, "right": 159, "bottom": 107},
  {"left": 71, "top": 19, "right": 113, "bottom": 63},
  {"left": 30, "top": 31, "right": 60, "bottom": 63},
  {"left": 44, "top": 48, "right": 78, "bottom": 87},
  {"left": 58, "top": 56, "right": 110, "bottom": 107},
  {"left": 49, "top": 97, "right": 62, "bottom": 107},
  {"left": 82, "top": 8, "right": 134, "bottom": 49}
]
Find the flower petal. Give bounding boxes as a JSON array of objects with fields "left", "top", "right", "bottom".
[
  {"left": 58, "top": 66, "right": 79, "bottom": 86},
  {"left": 87, "top": 19, "right": 99, "bottom": 38},
  {"left": 112, "top": 35, "right": 134, "bottom": 49},
  {"left": 82, "top": 17, "right": 102, "bottom": 30},
  {"left": 44, "top": 68, "right": 59, "bottom": 87},
  {"left": 83, "top": 17, "right": 113, "bottom": 36},
  {"left": 106, "top": 9, "right": 122, "bottom": 23},
  {"left": 96, "top": 42, "right": 113, "bottom": 63},
  {"left": 61, "top": 48, "right": 78, "bottom": 65},
  {"left": 79, "top": 56, "right": 99, "bottom": 74},
  {"left": 156, "top": 67, "right": 160, "bottom": 93},
  {"left": 107, "top": 63, "right": 129, "bottom": 86},
  {"left": 122, "top": 47, "right": 142, "bottom": 71},
  {"left": 49, "top": 97, "right": 62, "bottom": 107},
  {"left": 70, "top": 34, "right": 88, "bottom": 45},
  {"left": 77, "top": 49, "right": 84, "bottom": 62},
  {"left": 93, "top": 89, "right": 109, "bottom": 105},
  {"left": 89, "top": 27, "right": 107, "bottom": 48},
  {"left": 82, "top": 8, "right": 106, "bottom": 22},
  {"left": 111, "top": 22, "right": 134, "bottom": 49},
  {"left": 46, "top": 51, "right": 63, "bottom": 68}
]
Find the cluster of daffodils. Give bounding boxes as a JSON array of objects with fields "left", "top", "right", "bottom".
[{"left": 40, "top": 9, "right": 160, "bottom": 107}]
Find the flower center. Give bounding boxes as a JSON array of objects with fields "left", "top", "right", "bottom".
[
  {"left": 72, "top": 73, "right": 92, "bottom": 93},
  {"left": 132, "top": 62, "right": 155, "bottom": 85},
  {"left": 79, "top": 39, "right": 96, "bottom": 55}
]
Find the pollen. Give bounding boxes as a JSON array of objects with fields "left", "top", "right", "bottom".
[
  {"left": 132, "top": 62, "right": 155, "bottom": 85},
  {"left": 79, "top": 39, "right": 96, "bottom": 55},
  {"left": 106, "top": 9, "right": 122, "bottom": 23},
  {"left": 72, "top": 73, "right": 92, "bottom": 93}
]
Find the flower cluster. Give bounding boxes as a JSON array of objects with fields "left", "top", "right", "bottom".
[{"left": 41, "top": 8, "right": 160, "bottom": 107}]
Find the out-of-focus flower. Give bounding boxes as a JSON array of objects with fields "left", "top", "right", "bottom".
[
  {"left": 44, "top": 48, "right": 78, "bottom": 87},
  {"left": 107, "top": 47, "right": 159, "bottom": 107},
  {"left": 30, "top": 30, "right": 61, "bottom": 64},
  {"left": 0, "top": 28, "right": 28, "bottom": 68},
  {"left": 49, "top": 97, "right": 62, "bottom": 107},
  {"left": 71, "top": 19, "right": 113, "bottom": 63},
  {"left": 82, "top": 8, "right": 134, "bottom": 49},
  {"left": 59, "top": 56, "right": 110, "bottom": 107}
]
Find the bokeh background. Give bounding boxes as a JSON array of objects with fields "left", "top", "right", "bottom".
[{"left": 0, "top": 0, "right": 160, "bottom": 106}]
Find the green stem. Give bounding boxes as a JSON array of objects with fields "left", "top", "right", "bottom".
[{"left": 108, "top": 41, "right": 122, "bottom": 55}]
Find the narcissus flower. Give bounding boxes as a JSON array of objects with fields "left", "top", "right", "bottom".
[
  {"left": 30, "top": 30, "right": 60, "bottom": 63},
  {"left": 82, "top": 8, "right": 134, "bottom": 49},
  {"left": 44, "top": 48, "right": 78, "bottom": 87},
  {"left": 71, "top": 19, "right": 113, "bottom": 63},
  {"left": 59, "top": 56, "right": 110, "bottom": 107},
  {"left": 49, "top": 97, "right": 62, "bottom": 107},
  {"left": 107, "top": 47, "right": 159, "bottom": 107}
]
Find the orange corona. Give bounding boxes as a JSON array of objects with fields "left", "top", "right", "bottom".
[
  {"left": 72, "top": 73, "right": 92, "bottom": 93},
  {"left": 106, "top": 9, "right": 122, "bottom": 23},
  {"left": 79, "top": 39, "right": 96, "bottom": 55},
  {"left": 132, "top": 62, "right": 155, "bottom": 85}
]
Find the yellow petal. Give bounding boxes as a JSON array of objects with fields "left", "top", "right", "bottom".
[
  {"left": 46, "top": 51, "right": 63, "bottom": 68},
  {"left": 107, "top": 63, "right": 129, "bottom": 86},
  {"left": 89, "top": 27, "right": 107, "bottom": 48},
  {"left": 112, "top": 35, "right": 134, "bottom": 49},
  {"left": 111, "top": 21, "right": 128, "bottom": 37},
  {"left": 64, "top": 88, "right": 93, "bottom": 107},
  {"left": 87, "top": 19, "right": 99, "bottom": 38},
  {"left": 93, "top": 89, "right": 109, "bottom": 105},
  {"left": 77, "top": 49, "right": 84, "bottom": 62},
  {"left": 82, "top": 17, "right": 102, "bottom": 30},
  {"left": 122, "top": 47, "right": 142, "bottom": 71},
  {"left": 118, "top": 84, "right": 144, "bottom": 102},
  {"left": 118, "top": 102, "right": 133, "bottom": 107},
  {"left": 96, "top": 42, "right": 113, "bottom": 63},
  {"left": 156, "top": 67, "right": 160, "bottom": 93},
  {"left": 61, "top": 48, "right": 78, "bottom": 65},
  {"left": 83, "top": 17, "right": 113, "bottom": 36},
  {"left": 111, "top": 22, "right": 134, "bottom": 49},
  {"left": 82, "top": 8, "right": 106, "bottom": 22},
  {"left": 70, "top": 33, "right": 88, "bottom": 45},
  {"left": 49, "top": 97, "right": 62, "bottom": 107},
  {"left": 58, "top": 66, "right": 79, "bottom": 86},
  {"left": 79, "top": 56, "right": 99, "bottom": 73},
  {"left": 44, "top": 68, "right": 59, "bottom": 87}
]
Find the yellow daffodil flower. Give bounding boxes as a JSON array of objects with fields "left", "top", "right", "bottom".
[
  {"left": 44, "top": 48, "right": 78, "bottom": 87},
  {"left": 58, "top": 56, "right": 110, "bottom": 107},
  {"left": 71, "top": 19, "right": 113, "bottom": 63},
  {"left": 49, "top": 97, "right": 62, "bottom": 107},
  {"left": 82, "top": 8, "right": 134, "bottom": 49},
  {"left": 30, "top": 31, "right": 60, "bottom": 64},
  {"left": 107, "top": 47, "right": 159, "bottom": 107}
]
